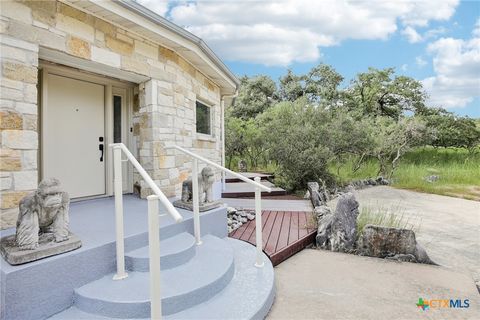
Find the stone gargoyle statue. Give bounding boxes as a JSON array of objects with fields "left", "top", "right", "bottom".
[
  {"left": 173, "top": 166, "right": 222, "bottom": 212},
  {"left": 0, "top": 178, "right": 82, "bottom": 265},
  {"left": 16, "top": 178, "right": 70, "bottom": 250}
]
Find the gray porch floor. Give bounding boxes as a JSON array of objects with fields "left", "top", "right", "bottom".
[{"left": 0, "top": 195, "right": 221, "bottom": 273}]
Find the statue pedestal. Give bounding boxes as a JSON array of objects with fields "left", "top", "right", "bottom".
[
  {"left": 173, "top": 200, "right": 223, "bottom": 212},
  {"left": 0, "top": 232, "right": 82, "bottom": 265}
]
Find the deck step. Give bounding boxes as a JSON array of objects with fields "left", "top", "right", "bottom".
[
  {"left": 73, "top": 235, "right": 234, "bottom": 318},
  {"left": 125, "top": 232, "right": 195, "bottom": 271},
  {"left": 222, "top": 181, "right": 287, "bottom": 198},
  {"left": 48, "top": 238, "right": 275, "bottom": 320}
]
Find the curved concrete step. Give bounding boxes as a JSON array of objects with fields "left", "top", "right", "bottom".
[
  {"left": 74, "top": 235, "right": 234, "bottom": 318},
  {"left": 166, "top": 238, "right": 275, "bottom": 320},
  {"left": 125, "top": 232, "right": 196, "bottom": 271},
  {"left": 50, "top": 238, "right": 275, "bottom": 320}
]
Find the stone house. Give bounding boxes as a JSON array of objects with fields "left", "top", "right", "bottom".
[{"left": 0, "top": 0, "right": 239, "bottom": 229}]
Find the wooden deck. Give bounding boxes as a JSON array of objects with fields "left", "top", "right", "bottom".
[{"left": 229, "top": 211, "right": 316, "bottom": 266}]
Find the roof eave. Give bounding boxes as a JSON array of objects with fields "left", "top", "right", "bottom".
[{"left": 116, "top": 0, "right": 240, "bottom": 90}]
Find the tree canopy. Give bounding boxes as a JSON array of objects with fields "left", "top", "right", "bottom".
[{"left": 226, "top": 64, "right": 479, "bottom": 191}]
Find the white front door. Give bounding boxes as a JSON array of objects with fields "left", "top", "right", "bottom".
[{"left": 44, "top": 74, "right": 106, "bottom": 198}]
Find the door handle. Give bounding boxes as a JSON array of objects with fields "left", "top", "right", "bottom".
[{"left": 99, "top": 144, "right": 104, "bottom": 162}]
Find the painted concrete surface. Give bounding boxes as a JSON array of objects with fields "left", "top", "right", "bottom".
[
  {"left": 268, "top": 249, "right": 480, "bottom": 320},
  {"left": 48, "top": 238, "right": 275, "bottom": 320},
  {"left": 331, "top": 186, "right": 480, "bottom": 284},
  {"left": 223, "top": 181, "right": 286, "bottom": 193},
  {"left": 225, "top": 172, "right": 272, "bottom": 180},
  {"left": 0, "top": 195, "right": 227, "bottom": 320},
  {"left": 221, "top": 198, "right": 313, "bottom": 212},
  {"left": 125, "top": 232, "right": 196, "bottom": 271},
  {"left": 74, "top": 235, "right": 234, "bottom": 317},
  {"left": 0, "top": 195, "right": 227, "bottom": 272}
]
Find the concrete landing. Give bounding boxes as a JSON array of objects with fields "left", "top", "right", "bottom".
[
  {"left": 268, "top": 249, "right": 480, "bottom": 320},
  {"left": 225, "top": 172, "right": 273, "bottom": 183},
  {"left": 222, "top": 181, "right": 286, "bottom": 198},
  {"left": 222, "top": 198, "right": 313, "bottom": 212}
]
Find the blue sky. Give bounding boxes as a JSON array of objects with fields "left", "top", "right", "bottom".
[{"left": 139, "top": 0, "right": 479, "bottom": 117}]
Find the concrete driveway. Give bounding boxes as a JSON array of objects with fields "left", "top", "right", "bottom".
[
  {"left": 346, "top": 186, "right": 480, "bottom": 284},
  {"left": 267, "top": 187, "right": 480, "bottom": 320},
  {"left": 268, "top": 249, "right": 480, "bottom": 320}
]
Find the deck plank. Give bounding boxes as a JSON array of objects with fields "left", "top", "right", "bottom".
[
  {"left": 276, "top": 211, "right": 291, "bottom": 251},
  {"left": 288, "top": 212, "right": 299, "bottom": 245},
  {"left": 264, "top": 211, "right": 284, "bottom": 255},
  {"left": 262, "top": 211, "right": 278, "bottom": 251},
  {"left": 240, "top": 217, "right": 256, "bottom": 242},
  {"left": 298, "top": 211, "right": 308, "bottom": 239},
  {"left": 233, "top": 219, "right": 250, "bottom": 239},
  {"left": 249, "top": 210, "right": 271, "bottom": 244}
]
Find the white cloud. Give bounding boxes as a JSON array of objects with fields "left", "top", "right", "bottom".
[
  {"left": 136, "top": 0, "right": 169, "bottom": 17},
  {"left": 402, "top": 26, "right": 423, "bottom": 43},
  {"left": 401, "top": 26, "right": 448, "bottom": 44},
  {"left": 422, "top": 24, "right": 480, "bottom": 109},
  {"left": 401, "top": 64, "right": 408, "bottom": 71},
  {"left": 398, "top": 0, "right": 458, "bottom": 26},
  {"left": 416, "top": 56, "right": 427, "bottom": 67},
  {"left": 160, "top": 0, "right": 459, "bottom": 66},
  {"left": 424, "top": 27, "right": 447, "bottom": 39},
  {"left": 473, "top": 18, "right": 480, "bottom": 37}
]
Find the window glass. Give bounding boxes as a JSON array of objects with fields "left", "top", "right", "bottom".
[
  {"left": 196, "top": 101, "right": 211, "bottom": 134},
  {"left": 113, "top": 95, "right": 122, "bottom": 143}
]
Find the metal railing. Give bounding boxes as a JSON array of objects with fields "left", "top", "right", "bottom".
[
  {"left": 171, "top": 145, "right": 272, "bottom": 267},
  {"left": 110, "top": 143, "right": 183, "bottom": 319}
]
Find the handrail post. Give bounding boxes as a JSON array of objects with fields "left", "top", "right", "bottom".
[
  {"left": 112, "top": 146, "right": 128, "bottom": 280},
  {"left": 147, "top": 195, "right": 162, "bottom": 320},
  {"left": 191, "top": 158, "right": 202, "bottom": 245},
  {"left": 254, "top": 177, "right": 264, "bottom": 268}
]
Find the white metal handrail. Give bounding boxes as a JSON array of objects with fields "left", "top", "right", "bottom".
[
  {"left": 171, "top": 145, "right": 271, "bottom": 267},
  {"left": 110, "top": 143, "right": 184, "bottom": 320}
]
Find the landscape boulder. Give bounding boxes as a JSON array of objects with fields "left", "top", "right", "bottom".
[
  {"left": 307, "top": 181, "right": 328, "bottom": 207},
  {"left": 424, "top": 175, "right": 440, "bottom": 183},
  {"left": 357, "top": 225, "right": 436, "bottom": 265},
  {"left": 303, "top": 190, "right": 311, "bottom": 199},
  {"left": 350, "top": 176, "right": 390, "bottom": 189},
  {"left": 238, "top": 160, "right": 247, "bottom": 172},
  {"left": 315, "top": 205, "right": 334, "bottom": 249},
  {"left": 315, "top": 192, "right": 359, "bottom": 252}
]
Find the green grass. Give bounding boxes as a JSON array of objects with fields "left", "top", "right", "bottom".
[
  {"left": 228, "top": 147, "right": 479, "bottom": 200},
  {"left": 356, "top": 204, "right": 419, "bottom": 237},
  {"left": 226, "top": 156, "right": 277, "bottom": 173},
  {"left": 333, "top": 147, "right": 480, "bottom": 200}
]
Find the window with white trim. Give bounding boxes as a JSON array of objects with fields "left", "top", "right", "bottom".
[{"left": 196, "top": 101, "right": 211, "bottom": 135}]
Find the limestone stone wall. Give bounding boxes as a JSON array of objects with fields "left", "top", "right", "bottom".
[
  {"left": 0, "top": 35, "right": 39, "bottom": 229},
  {"left": 0, "top": 0, "right": 223, "bottom": 228}
]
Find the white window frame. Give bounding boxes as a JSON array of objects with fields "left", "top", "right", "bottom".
[{"left": 195, "top": 99, "right": 215, "bottom": 140}]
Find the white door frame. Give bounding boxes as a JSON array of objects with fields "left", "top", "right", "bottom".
[
  {"left": 40, "top": 62, "right": 134, "bottom": 198},
  {"left": 112, "top": 86, "right": 134, "bottom": 193}
]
